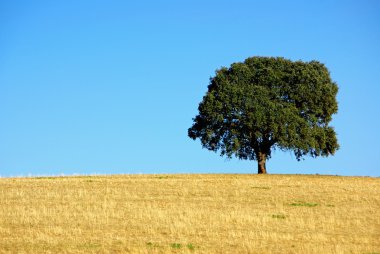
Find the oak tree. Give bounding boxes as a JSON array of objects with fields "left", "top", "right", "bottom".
[{"left": 188, "top": 57, "right": 339, "bottom": 174}]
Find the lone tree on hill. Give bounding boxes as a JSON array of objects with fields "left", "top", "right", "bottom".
[{"left": 188, "top": 56, "right": 339, "bottom": 174}]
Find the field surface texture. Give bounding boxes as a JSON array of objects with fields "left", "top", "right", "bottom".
[{"left": 0, "top": 174, "right": 379, "bottom": 253}]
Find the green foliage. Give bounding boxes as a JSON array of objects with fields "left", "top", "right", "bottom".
[
  {"left": 272, "top": 214, "right": 286, "bottom": 219},
  {"left": 188, "top": 56, "right": 339, "bottom": 172},
  {"left": 187, "top": 243, "right": 195, "bottom": 250},
  {"left": 290, "top": 202, "right": 319, "bottom": 207},
  {"left": 146, "top": 242, "right": 162, "bottom": 248},
  {"left": 170, "top": 243, "right": 182, "bottom": 249}
]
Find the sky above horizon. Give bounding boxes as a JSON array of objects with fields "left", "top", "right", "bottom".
[{"left": 1, "top": 0, "right": 379, "bottom": 177}]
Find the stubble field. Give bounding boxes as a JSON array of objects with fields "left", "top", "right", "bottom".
[{"left": 0, "top": 174, "right": 379, "bottom": 253}]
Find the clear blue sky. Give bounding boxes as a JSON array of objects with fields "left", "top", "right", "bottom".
[{"left": 1, "top": 0, "right": 379, "bottom": 177}]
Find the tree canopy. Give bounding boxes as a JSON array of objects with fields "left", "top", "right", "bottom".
[{"left": 188, "top": 56, "right": 339, "bottom": 174}]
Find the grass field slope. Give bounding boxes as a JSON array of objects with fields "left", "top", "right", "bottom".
[{"left": 0, "top": 174, "right": 379, "bottom": 253}]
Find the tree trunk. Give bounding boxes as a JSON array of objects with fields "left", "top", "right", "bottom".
[{"left": 257, "top": 152, "right": 267, "bottom": 174}]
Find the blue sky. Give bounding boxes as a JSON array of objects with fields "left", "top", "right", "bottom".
[{"left": 1, "top": 0, "right": 379, "bottom": 177}]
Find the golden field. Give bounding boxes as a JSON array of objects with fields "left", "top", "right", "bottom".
[{"left": 0, "top": 174, "right": 379, "bottom": 254}]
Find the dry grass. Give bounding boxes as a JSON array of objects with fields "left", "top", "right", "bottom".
[{"left": 0, "top": 174, "right": 379, "bottom": 253}]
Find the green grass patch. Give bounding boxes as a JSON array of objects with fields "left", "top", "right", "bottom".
[
  {"left": 272, "top": 214, "right": 286, "bottom": 219},
  {"left": 171, "top": 243, "right": 182, "bottom": 249},
  {"left": 289, "top": 201, "right": 318, "bottom": 207},
  {"left": 187, "top": 243, "right": 195, "bottom": 250},
  {"left": 146, "top": 242, "right": 160, "bottom": 248}
]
